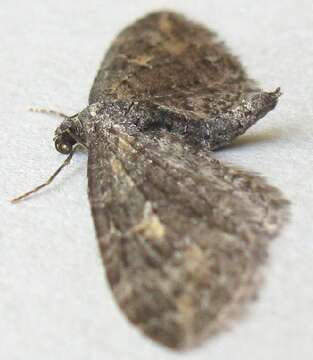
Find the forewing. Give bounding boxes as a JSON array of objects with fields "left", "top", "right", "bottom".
[
  {"left": 87, "top": 122, "right": 288, "bottom": 349},
  {"left": 89, "top": 11, "right": 258, "bottom": 117}
]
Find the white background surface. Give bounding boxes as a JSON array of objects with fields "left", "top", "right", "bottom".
[{"left": 1, "top": 1, "right": 313, "bottom": 359}]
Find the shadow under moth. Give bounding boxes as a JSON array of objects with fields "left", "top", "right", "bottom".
[{"left": 13, "top": 12, "right": 288, "bottom": 349}]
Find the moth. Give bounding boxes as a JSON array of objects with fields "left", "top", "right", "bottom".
[{"left": 13, "top": 12, "right": 288, "bottom": 349}]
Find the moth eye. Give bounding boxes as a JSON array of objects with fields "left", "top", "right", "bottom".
[{"left": 55, "top": 139, "right": 73, "bottom": 154}]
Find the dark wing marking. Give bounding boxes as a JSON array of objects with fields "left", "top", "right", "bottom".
[
  {"left": 89, "top": 11, "right": 258, "bottom": 110},
  {"left": 87, "top": 120, "right": 288, "bottom": 349}
]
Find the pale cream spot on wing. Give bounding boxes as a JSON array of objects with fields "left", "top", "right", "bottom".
[
  {"left": 174, "top": 244, "right": 209, "bottom": 346},
  {"left": 129, "top": 214, "right": 166, "bottom": 241},
  {"left": 128, "top": 202, "right": 166, "bottom": 240},
  {"left": 118, "top": 135, "right": 137, "bottom": 154},
  {"left": 176, "top": 292, "right": 194, "bottom": 346},
  {"left": 163, "top": 40, "right": 187, "bottom": 55},
  {"left": 110, "top": 158, "right": 124, "bottom": 175},
  {"left": 128, "top": 55, "right": 154, "bottom": 69},
  {"left": 158, "top": 13, "right": 187, "bottom": 55},
  {"left": 184, "top": 244, "right": 206, "bottom": 274},
  {"left": 159, "top": 13, "right": 173, "bottom": 33},
  {"left": 110, "top": 157, "right": 134, "bottom": 187}
]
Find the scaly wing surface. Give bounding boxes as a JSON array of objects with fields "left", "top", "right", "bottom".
[
  {"left": 87, "top": 121, "right": 287, "bottom": 349},
  {"left": 89, "top": 11, "right": 260, "bottom": 119}
]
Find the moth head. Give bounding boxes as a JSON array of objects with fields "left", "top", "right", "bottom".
[
  {"left": 54, "top": 133, "right": 75, "bottom": 154},
  {"left": 54, "top": 118, "right": 78, "bottom": 154},
  {"left": 11, "top": 111, "right": 82, "bottom": 203}
]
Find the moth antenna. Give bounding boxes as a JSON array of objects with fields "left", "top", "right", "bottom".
[
  {"left": 28, "top": 107, "right": 68, "bottom": 119},
  {"left": 11, "top": 150, "right": 75, "bottom": 204}
]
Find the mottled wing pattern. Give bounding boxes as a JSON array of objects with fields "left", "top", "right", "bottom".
[
  {"left": 86, "top": 10, "right": 287, "bottom": 349},
  {"left": 89, "top": 11, "right": 258, "bottom": 118},
  {"left": 87, "top": 121, "right": 287, "bottom": 349}
]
